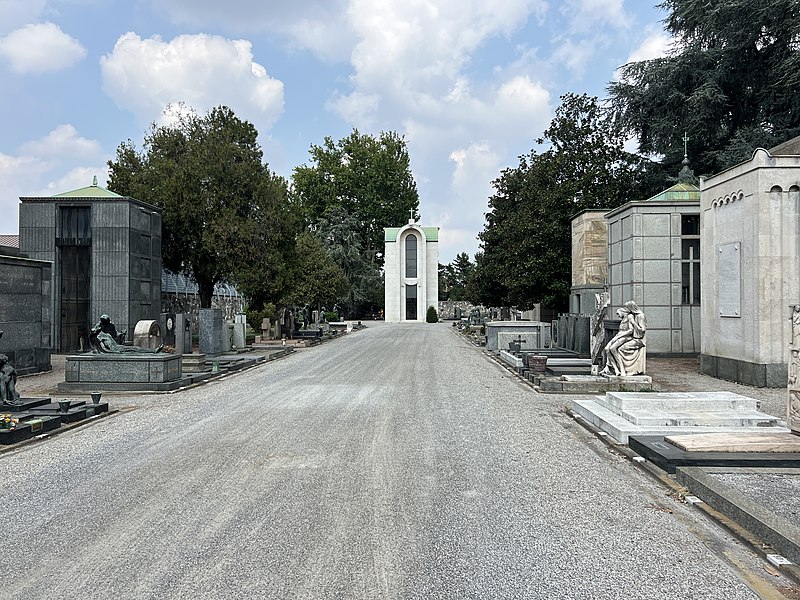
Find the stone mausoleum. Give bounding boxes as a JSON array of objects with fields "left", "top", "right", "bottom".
[
  {"left": 0, "top": 243, "right": 52, "bottom": 374},
  {"left": 384, "top": 219, "right": 439, "bottom": 322},
  {"left": 605, "top": 167, "right": 701, "bottom": 355},
  {"left": 700, "top": 139, "right": 800, "bottom": 387},
  {"left": 19, "top": 179, "right": 162, "bottom": 353}
]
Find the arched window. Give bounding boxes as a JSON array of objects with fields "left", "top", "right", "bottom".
[{"left": 405, "top": 233, "right": 418, "bottom": 278}]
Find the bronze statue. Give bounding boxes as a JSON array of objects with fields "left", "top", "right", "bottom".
[
  {"left": 90, "top": 315, "right": 162, "bottom": 353},
  {"left": 89, "top": 314, "right": 127, "bottom": 352},
  {"left": 0, "top": 353, "right": 21, "bottom": 406}
]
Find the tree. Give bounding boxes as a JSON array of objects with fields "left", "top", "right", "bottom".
[
  {"left": 108, "top": 105, "right": 298, "bottom": 308},
  {"left": 609, "top": 0, "right": 800, "bottom": 175},
  {"left": 292, "top": 129, "right": 419, "bottom": 267},
  {"left": 438, "top": 253, "right": 475, "bottom": 301},
  {"left": 313, "top": 206, "right": 383, "bottom": 318},
  {"left": 470, "top": 94, "right": 665, "bottom": 309},
  {"left": 283, "top": 231, "right": 350, "bottom": 310}
]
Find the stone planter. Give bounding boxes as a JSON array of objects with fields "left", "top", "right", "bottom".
[{"left": 90, "top": 392, "right": 102, "bottom": 405}]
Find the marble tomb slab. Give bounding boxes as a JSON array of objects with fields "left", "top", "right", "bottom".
[{"left": 572, "top": 391, "right": 788, "bottom": 444}]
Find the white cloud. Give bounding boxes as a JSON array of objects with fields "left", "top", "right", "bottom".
[
  {"left": 37, "top": 166, "right": 109, "bottom": 197},
  {"left": 562, "top": 0, "right": 632, "bottom": 33},
  {"left": 626, "top": 31, "right": 672, "bottom": 63},
  {"left": 327, "top": 91, "right": 380, "bottom": 127},
  {"left": 551, "top": 37, "right": 596, "bottom": 76},
  {"left": 18, "top": 124, "right": 103, "bottom": 158},
  {"left": 100, "top": 32, "right": 285, "bottom": 132},
  {"left": 0, "top": 126, "right": 107, "bottom": 233},
  {"left": 0, "top": 22, "right": 86, "bottom": 73},
  {"left": 151, "top": 0, "right": 355, "bottom": 61},
  {"left": 0, "top": 0, "right": 46, "bottom": 35}
]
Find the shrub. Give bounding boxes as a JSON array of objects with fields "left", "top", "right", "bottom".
[{"left": 426, "top": 306, "right": 438, "bottom": 323}]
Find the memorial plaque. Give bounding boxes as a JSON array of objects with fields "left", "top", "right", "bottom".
[{"left": 718, "top": 242, "right": 741, "bottom": 317}]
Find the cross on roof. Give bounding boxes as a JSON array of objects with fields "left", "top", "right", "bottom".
[{"left": 683, "top": 132, "right": 690, "bottom": 159}]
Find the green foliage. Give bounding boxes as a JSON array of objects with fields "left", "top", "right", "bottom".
[
  {"left": 609, "top": 0, "right": 800, "bottom": 175},
  {"left": 426, "top": 306, "right": 438, "bottom": 323},
  {"left": 470, "top": 94, "right": 666, "bottom": 310},
  {"left": 284, "top": 231, "right": 350, "bottom": 310},
  {"left": 292, "top": 129, "right": 419, "bottom": 267},
  {"left": 108, "top": 105, "right": 298, "bottom": 308},
  {"left": 245, "top": 303, "right": 276, "bottom": 335},
  {"left": 439, "top": 253, "right": 475, "bottom": 301},
  {"left": 313, "top": 206, "right": 383, "bottom": 318}
]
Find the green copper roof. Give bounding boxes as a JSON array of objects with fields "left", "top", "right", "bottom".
[
  {"left": 384, "top": 226, "right": 439, "bottom": 242},
  {"left": 385, "top": 227, "right": 402, "bottom": 241},
  {"left": 644, "top": 182, "right": 700, "bottom": 203},
  {"left": 53, "top": 185, "right": 124, "bottom": 198}
]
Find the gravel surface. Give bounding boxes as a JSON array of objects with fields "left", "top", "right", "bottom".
[{"left": 2, "top": 323, "right": 768, "bottom": 598}]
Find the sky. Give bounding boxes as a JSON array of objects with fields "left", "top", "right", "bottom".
[{"left": 0, "top": 0, "right": 671, "bottom": 263}]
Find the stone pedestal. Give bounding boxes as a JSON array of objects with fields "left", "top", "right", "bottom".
[
  {"left": 199, "top": 308, "right": 223, "bottom": 356},
  {"left": 59, "top": 353, "right": 185, "bottom": 392}
]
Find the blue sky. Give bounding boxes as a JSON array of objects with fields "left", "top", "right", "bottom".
[{"left": 0, "top": 0, "right": 671, "bottom": 262}]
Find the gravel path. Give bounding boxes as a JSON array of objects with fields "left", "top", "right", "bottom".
[{"left": 2, "top": 323, "right": 768, "bottom": 599}]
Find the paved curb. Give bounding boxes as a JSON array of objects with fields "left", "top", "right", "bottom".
[
  {"left": 676, "top": 466, "right": 800, "bottom": 572},
  {"left": 570, "top": 407, "right": 800, "bottom": 585}
]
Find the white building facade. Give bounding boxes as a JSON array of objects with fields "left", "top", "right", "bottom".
[
  {"left": 384, "top": 221, "right": 439, "bottom": 322},
  {"left": 700, "top": 145, "right": 800, "bottom": 387}
]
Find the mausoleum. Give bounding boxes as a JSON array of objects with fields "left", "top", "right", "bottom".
[
  {"left": 605, "top": 162, "right": 701, "bottom": 355},
  {"left": 700, "top": 139, "right": 800, "bottom": 387},
  {"left": 384, "top": 219, "right": 439, "bottom": 322},
  {"left": 19, "top": 178, "right": 162, "bottom": 353}
]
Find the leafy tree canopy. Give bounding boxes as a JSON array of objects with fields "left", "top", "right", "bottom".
[
  {"left": 108, "top": 105, "right": 298, "bottom": 308},
  {"left": 284, "top": 231, "right": 350, "bottom": 310},
  {"left": 439, "top": 252, "right": 475, "bottom": 301},
  {"left": 292, "top": 129, "right": 420, "bottom": 267},
  {"left": 609, "top": 0, "right": 800, "bottom": 175},
  {"left": 471, "top": 93, "right": 665, "bottom": 310},
  {"left": 313, "top": 206, "right": 383, "bottom": 318}
]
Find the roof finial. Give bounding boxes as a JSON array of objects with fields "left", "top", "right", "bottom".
[
  {"left": 409, "top": 208, "right": 415, "bottom": 224},
  {"left": 91, "top": 175, "right": 98, "bottom": 187},
  {"left": 678, "top": 131, "right": 697, "bottom": 184}
]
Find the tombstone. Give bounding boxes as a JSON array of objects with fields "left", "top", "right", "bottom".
[
  {"left": 174, "top": 313, "right": 192, "bottom": 355},
  {"left": 312, "top": 310, "right": 319, "bottom": 325},
  {"left": 133, "top": 320, "right": 162, "bottom": 350},
  {"left": 590, "top": 292, "right": 610, "bottom": 369},
  {"left": 232, "top": 313, "right": 247, "bottom": 347},
  {"left": 160, "top": 313, "right": 177, "bottom": 348},
  {"left": 221, "top": 321, "right": 234, "bottom": 352},
  {"left": 261, "top": 317, "right": 272, "bottom": 340},
  {"left": 199, "top": 308, "right": 223, "bottom": 356},
  {"left": 789, "top": 305, "right": 800, "bottom": 434}
]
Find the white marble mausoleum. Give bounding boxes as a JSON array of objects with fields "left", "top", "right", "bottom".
[{"left": 384, "top": 220, "right": 439, "bottom": 322}]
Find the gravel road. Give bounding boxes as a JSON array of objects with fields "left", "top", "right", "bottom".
[{"left": 1, "top": 322, "right": 770, "bottom": 599}]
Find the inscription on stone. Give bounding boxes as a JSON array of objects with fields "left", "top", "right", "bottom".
[{"left": 718, "top": 242, "right": 741, "bottom": 317}]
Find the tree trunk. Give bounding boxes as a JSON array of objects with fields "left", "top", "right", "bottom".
[{"left": 197, "top": 278, "right": 215, "bottom": 309}]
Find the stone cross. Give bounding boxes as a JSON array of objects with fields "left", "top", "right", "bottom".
[{"left": 683, "top": 132, "right": 690, "bottom": 159}]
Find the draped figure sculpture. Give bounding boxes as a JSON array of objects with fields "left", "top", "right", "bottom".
[{"left": 600, "top": 300, "right": 647, "bottom": 377}]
